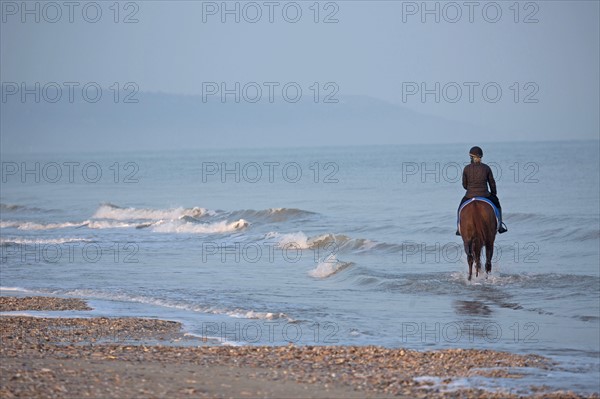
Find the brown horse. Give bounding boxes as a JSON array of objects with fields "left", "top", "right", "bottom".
[{"left": 459, "top": 201, "right": 497, "bottom": 280}]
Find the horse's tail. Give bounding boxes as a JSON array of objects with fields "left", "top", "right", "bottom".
[
  {"left": 469, "top": 236, "right": 478, "bottom": 256},
  {"left": 464, "top": 236, "right": 473, "bottom": 257}
]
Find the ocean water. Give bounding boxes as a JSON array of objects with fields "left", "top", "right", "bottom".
[{"left": 1, "top": 141, "right": 599, "bottom": 393}]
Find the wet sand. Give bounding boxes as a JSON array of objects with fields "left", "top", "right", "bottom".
[{"left": 0, "top": 296, "right": 596, "bottom": 398}]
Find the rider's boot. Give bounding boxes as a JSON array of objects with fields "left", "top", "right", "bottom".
[{"left": 498, "top": 210, "right": 508, "bottom": 234}]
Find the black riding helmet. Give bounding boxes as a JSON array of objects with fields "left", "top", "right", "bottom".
[{"left": 469, "top": 146, "right": 483, "bottom": 158}]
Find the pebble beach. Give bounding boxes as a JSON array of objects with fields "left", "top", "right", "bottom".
[{"left": 1, "top": 296, "right": 596, "bottom": 398}]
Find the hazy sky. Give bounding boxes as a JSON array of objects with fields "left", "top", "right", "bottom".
[{"left": 1, "top": 0, "right": 599, "bottom": 149}]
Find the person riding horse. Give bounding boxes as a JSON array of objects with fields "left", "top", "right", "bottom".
[{"left": 456, "top": 146, "right": 508, "bottom": 235}]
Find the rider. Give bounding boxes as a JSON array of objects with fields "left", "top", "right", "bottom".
[{"left": 456, "top": 146, "right": 508, "bottom": 235}]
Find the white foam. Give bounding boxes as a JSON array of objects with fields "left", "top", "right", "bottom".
[
  {"left": 226, "top": 310, "right": 289, "bottom": 320},
  {"left": 85, "top": 220, "right": 138, "bottom": 229},
  {"left": 267, "top": 231, "right": 310, "bottom": 249},
  {"left": 413, "top": 375, "right": 500, "bottom": 393},
  {"left": 0, "top": 220, "right": 84, "bottom": 230},
  {"left": 1, "top": 219, "right": 149, "bottom": 231},
  {"left": 37, "top": 289, "right": 291, "bottom": 321},
  {"left": 93, "top": 204, "right": 208, "bottom": 221},
  {"left": 151, "top": 219, "right": 249, "bottom": 234},
  {"left": 266, "top": 231, "right": 376, "bottom": 253},
  {"left": 0, "top": 286, "right": 31, "bottom": 293},
  {"left": 0, "top": 237, "right": 92, "bottom": 245},
  {"left": 449, "top": 270, "right": 531, "bottom": 286},
  {"left": 413, "top": 373, "right": 548, "bottom": 395},
  {"left": 308, "top": 255, "right": 353, "bottom": 278},
  {"left": 183, "top": 332, "right": 243, "bottom": 346}
]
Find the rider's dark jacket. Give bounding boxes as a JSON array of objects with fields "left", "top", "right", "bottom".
[{"left": 462, "top": 162, "right": 496, "bottom": 198}]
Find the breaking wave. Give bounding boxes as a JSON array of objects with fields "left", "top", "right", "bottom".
[
  {"left": 228, "top": 208, "right": 317, "bottom": 223},
  {"left": 93, "top": 203, "right": 209, "bottom": 221},
  {"left": 0, "top": 217, "right": 248, "bottom": 234},
  {"left": 308, "top": 255, "right": 354, "bottom": 278},
  {"left": 0, "top": 203, "right": 50, "bottom": 213},
  {"left": 150, "top": 219, "right": 249, "bottom": 234},
  {"left": 266, "top": 231, "right": 377, "bottom": 252},
  {"left": 92, "top": 204, "right": 315, "bottom": 225}
]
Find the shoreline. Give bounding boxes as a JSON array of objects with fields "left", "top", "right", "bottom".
[{"left": 1, "top": 296, "right": 597, "bottom": 398}]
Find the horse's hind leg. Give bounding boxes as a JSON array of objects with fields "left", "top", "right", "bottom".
[
  {"left": 473, "top": 242, "right": 482, "bottom": 278},
  {"left": 485, "top": 242, "right": 493, "bottom": 275},
  {"left": 464, "top": 242, "right": 473, "bottom": 281}
]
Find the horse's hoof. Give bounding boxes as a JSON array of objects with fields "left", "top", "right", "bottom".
[{"left": 468, "top": 275, "right": 472, "bottom": 281}]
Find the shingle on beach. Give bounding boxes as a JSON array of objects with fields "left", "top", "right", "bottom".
[
  {"left": 1, "top": 296, "right": 597, "bottom": 399},
  {"left": 0, "top": 296, "right": 91, "bottom": 311}
]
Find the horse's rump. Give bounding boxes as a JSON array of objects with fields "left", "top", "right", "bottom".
[
  {"left": 459, "top": 200, "right": 497, "bottom": 240},
  {"left": 459, "top": 200, "right": 497, "bottom": 280}
]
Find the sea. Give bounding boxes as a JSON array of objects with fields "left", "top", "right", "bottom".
[{"left": 1, "top": 140, "right": 599, "bottom": 394}]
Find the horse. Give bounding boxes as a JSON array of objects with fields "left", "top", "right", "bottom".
[{"left": 458, "top": 200, "right": 497, "bottom": 280}]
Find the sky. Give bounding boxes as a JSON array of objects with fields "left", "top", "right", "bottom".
[{"left": 1, "top": 0, "right": 599, "bottom": 152}]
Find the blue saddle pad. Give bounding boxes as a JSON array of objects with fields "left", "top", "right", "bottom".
[{"left": 457, "top": 197, "right": 499, "bottom": 231}]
